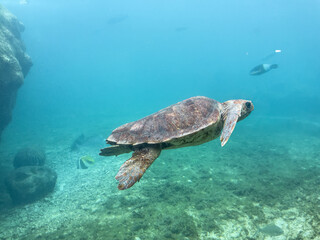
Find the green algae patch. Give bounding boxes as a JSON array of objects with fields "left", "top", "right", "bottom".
[{"left": 2, "top": 119, "right": 320, "bottom": 240}]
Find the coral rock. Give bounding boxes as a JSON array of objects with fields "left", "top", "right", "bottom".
[
  {"left": 5, "top": 166, "right": 57, "bottom": 204},
  {"left": 0, "top": 4, "right": 32, "bottom": 141},
  {"left": 13, "top": 147, "right": 46, "bottom": 169}
]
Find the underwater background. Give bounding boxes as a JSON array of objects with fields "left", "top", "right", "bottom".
[{"left": 0, "top": 0, "right": 320, "bottom": 239}]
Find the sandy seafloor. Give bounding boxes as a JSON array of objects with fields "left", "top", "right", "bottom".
[{"left": 0, "top": 113, "right": 320, "bottom": 240}]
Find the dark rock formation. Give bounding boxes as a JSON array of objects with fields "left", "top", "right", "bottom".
[
  {"left": 4, "top": 166, "right": 57, "bottom": 204},
  {"left": 13, "top": 147, "right": 46, "bottom": 169},
  {"left": 0, "top": 4, "right": 32, "bottom": 141}
]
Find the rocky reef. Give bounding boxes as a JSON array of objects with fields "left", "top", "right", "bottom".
[
  {"left": 5, "top": 166, "right": 57, "bottom": 204},
  {"left": 0, "top": 4, "right": 32, "bottom": 141}
]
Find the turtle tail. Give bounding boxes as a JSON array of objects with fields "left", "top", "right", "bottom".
[{"left": 99, "top": 145, "right": 132, "bottom": 156}]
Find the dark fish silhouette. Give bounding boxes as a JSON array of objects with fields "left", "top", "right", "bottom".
[
  {"left": 250, "top": 64, "right": 278, "bottom": 75},
  {"left": 70, "top": 134, "right": 86, "bottom": 151},
  {"left": 70, "top": 134, "right": 104, "bottom": 151},
  {"left": 107, "top": 15, "right": 128, "bottom": 24},
  {"left": 175, "top": 27, "right": 188, "bottom": 32},
  {"left": 259, "top": 224, "right": 284, "bottom": 236}
]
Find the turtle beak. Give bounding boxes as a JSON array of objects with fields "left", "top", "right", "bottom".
[{"left": 250, "top": 101, "right": 254, "bottom": 111}]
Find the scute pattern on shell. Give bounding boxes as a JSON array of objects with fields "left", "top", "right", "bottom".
[{"left": 107, "top": 96, "right": 221, "bottom": 145}]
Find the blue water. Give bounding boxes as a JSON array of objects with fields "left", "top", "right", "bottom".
[
  {"left": 2, "top": 0, "right": 319, "bottom": 122},
  {"left": 1, "top": 1, "right": 320, "bottom": 239}
]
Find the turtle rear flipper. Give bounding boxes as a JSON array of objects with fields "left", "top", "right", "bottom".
[
  {"left": 100, "top": 145, "right": 132, "bottom": 156},
  {"left": 115, "top": 146, "right": 161, "bottom": 190}
]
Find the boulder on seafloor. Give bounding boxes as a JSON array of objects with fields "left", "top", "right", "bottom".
[
  {"left": 4, "top": 166, "right": 57, "bottom": 204},
  {"left": 13, "top": 147, "right": 46, "bottom": 169},
  {"left": 0, "top": 4, "right": 32, "bottom": 141}
]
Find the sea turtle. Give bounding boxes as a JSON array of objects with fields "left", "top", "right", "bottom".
[{"left": 100, "top": 96, "right": 254, "bottom": 190}]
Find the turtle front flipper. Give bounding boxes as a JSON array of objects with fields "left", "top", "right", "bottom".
[
  {"left": 115, "top": 146, "right": 161, "bottom": 190},
  {"left": 220, "top": 100, "right": 253, "bottom": 146},
  {"left": 220, "top": 101, "right": 242, "bottom": 147}
]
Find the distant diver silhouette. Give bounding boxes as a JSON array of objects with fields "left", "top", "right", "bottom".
[{"left": 250, "top": 64, "right": 278, "bottom": 76}]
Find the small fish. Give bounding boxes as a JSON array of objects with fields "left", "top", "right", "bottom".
[
  {"left": 77, "top": 156, "right": 95, "bottom": 169},
  {"left": 259, "top": 224, "right": 284, "bottom": 236},
  {"left": 261, "top": 49, "right": 282, "bottom": 61},
  {"left": 250, "top": 63, "right": 278, "bottom": 75}
]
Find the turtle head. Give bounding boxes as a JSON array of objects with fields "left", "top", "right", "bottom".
[
  {"left": 237, "top": 100, "right": 254, "bottom": 121},
  {"left": 220, "top": 100, "right": 254, "bottom": 147}
]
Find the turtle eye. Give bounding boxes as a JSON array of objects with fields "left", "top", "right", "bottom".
[{"left": 245, "top": 102, "right": 251, "bottom": 109}]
